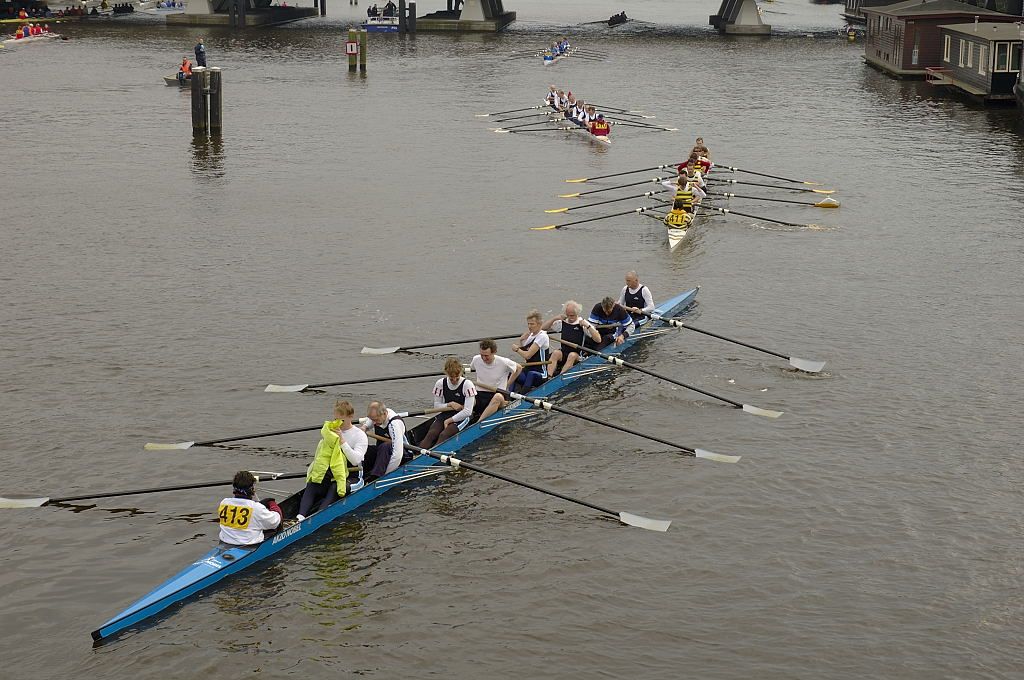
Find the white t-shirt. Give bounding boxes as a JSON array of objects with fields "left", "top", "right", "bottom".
[
  {"left": 340, "top": 426, "right": 368, "bottom": 481},
  {"left": 218, "top": 497, "right": 282, "bottom": 546},
  {"left": 469, "top": 354, "right": 520, "bottom": 391},
  {"left": 520, "top": 331, "right": 550, "bottom": 357},
  {"left": 379, "top": 408, "right": 407, "bottom": 475}
]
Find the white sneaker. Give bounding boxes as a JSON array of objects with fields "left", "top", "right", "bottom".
[{"left": 296, "top": 514, "right": 306, "bottom": 521}]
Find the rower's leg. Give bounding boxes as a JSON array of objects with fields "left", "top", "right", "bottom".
[
  {"left": 547, "top": 349, "right": 563, "bottom": 376},
  {"left": 560, "top": 351, "right": 581, "bottom": 374},
  {"left": 434, "top": 422, "right": 461, "bottom": 446},
  {"left": 478, "top": 392, "right": 505, "bottom": 422},
  {"left": 418, "top": 417, "right": 446, "bottom": 448}
]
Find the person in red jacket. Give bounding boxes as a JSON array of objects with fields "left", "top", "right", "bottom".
[{"left": 589, "top": 113, "right": 611, "bottom": 138}]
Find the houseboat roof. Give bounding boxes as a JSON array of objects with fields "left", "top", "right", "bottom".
[
  {"left": 941, "top": 21, "right": 1024, "bottom": 40},
  {"left": 864, "top": 0, "right": 1012, "bottom": 18}
]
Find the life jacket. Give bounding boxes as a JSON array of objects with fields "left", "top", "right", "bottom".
[
  {"left": 15, "top": 29, "right": 24, "bottom": 39},
  {"left": 665, "top": 210, "right": 691, "bottom": 227},
  {"left": 591, "top": 120, "right": 610, "bottom": 135},
  {"left": 181, "top": 60, "right": 192, "bottom": 75}
]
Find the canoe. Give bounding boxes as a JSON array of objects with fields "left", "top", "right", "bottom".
[{"left": 91, "top": 287, "right": 700, "bottom": 642}]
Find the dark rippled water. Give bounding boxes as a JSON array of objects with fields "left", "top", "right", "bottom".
[{"left": 2, "top": 0, "right": 1023, "bottom": 677}]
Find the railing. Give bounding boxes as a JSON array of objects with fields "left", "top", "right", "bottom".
[{"left": 925, "top": 67, "right": 953, "bottom": 86}]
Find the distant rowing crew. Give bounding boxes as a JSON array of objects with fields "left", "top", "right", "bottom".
[
  {"left": 542, "top": 37, "right": 572, "bottom": 64},
  {"left": 544, "top": 85, "right": 612, "bottom": 139},
  {"left": 663, "top": 138, "right": 715, "bottom": 229},
  {"left": 216, "top": 272, "right": 661, "bottom": 547}
]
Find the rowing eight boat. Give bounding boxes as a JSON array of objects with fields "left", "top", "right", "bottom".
[
  {"left": 543, "top": 101, "right": 612, "bottom": 145},
  {"left": 91, "top": 287, "right": 700, "bottom": 642}
]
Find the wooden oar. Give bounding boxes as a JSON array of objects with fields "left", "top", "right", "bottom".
[
  {"left": 699, "top": 205, "right": 820, "bottom": 228},
  {"left": 545, "top": 189, "right": 667, "bottom": 213},
  {"left": 565, "top": 163, "right": 679, "bottom": 183},
  {"left": 0, "top": 472, "right": 306, "bottom": 509},
  {"left": 708, "top": 177, "right": 835, "bottom": 195},
  {"left": 266, "top": 371, "right": 447, "bottom": 393},
  {"left": 558, "top": 175, "right": 675, "bottom": 198},
  {"left": 715, "top": 164, "right": 824, "bottom": 186},
  {"left": 476, "top": 384, "right": 740, "bottom": 463},
  {"left": 361, "top": 333, "right": 521, "bottom": 355},
  {"left": 475, "top": 105, "right": 546, "bottom": 117},
  {"left": 532, "top": 204, "right": 661, "bottom": 231},
  {"left": 708, "top": 191, "right": 840, "bottom": 208},
  {"left": 550, "top": 338, "right": 782, "bottom": 418},
  {"left": 368, "top": 434, "right": 671, "bottom": 531},
  {"left": 144, "top": 410, "right": 444, "bottom": 451},
  {"left": 651, "top": 316, "right": 826, "bottom": 373}
]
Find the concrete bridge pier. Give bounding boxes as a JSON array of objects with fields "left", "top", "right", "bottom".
[{"left": 710, "top": 0, "right": 770, "bottom": 35}]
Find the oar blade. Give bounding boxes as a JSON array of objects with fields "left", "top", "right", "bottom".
[
  {"left": 564, "top": 178, "right": 588, "bottom": 183},
  {"left": 741, "top": 404, "right": 784, "bottom": 419},
  {"left": 694, "top": 448, "right": 741, "bottom": 464},
  {"left": 811, "top": 189, "right": 835, "bottom": 195},
  {"left": 531, "top": 225, "right": 558, "bottom": 231},
  {"left": 815, "top": 198, "right": 840, "bottom": 208},
  {"left": 557, "top": 192, "right": 581, "bottom": 198},
  {"left": 264, "top": 383, "right": 309, "bottom": 393},
  {"left": 790, "top": 357, "right": 826, "bottom": 373},
  {"left": 544, "top": 207, "right": 569, "bottom": 214},
  {"left": 144, "top": 441, "right": 196, "bottom": 451},
  {"left": 618, "top": 511, "right": 671, "bottom": 532},
  {"left": 0, "top": 496, "right": 49, "bottom": 508},
  {"left": 360, "top": 346, "right": 401, "bottom": 355}
]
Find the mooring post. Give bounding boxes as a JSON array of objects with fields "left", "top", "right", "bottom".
[
  {"left": 191, "top": 67, "right": 208, "bottom": 137},
  {"left": 398, "top": 0, "right": 406, "bottom": 33},
  {"left": 348, "top": 28, "right": 357, "bottom": 71},
  {"left": 408, "top": 1, "right": 416, "bottom": 32},
  {"left": 359, "top": 29, "right": 367, "bottom": 72},
  {"left": 209, "top": 67, "right": 223, "bottom": 136},
  {"left": 320, "top": 0, "right": 326, "bottom": 17}
]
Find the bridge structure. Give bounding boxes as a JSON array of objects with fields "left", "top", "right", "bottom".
[{"left": 169, "top": 0, "right": 768, "bottom": 34}]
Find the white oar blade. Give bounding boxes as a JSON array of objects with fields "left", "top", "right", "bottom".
[
  {"left": 695, "top": 448, "right": 741, "bottom": 464},
  {"left": 618, "top": 511, "right": 671, "bottom": 532},
  {"left": 790, "top": 357, "right": 826, "bottom": 373},
  {"left": 742, "top": 404, "right": 784, "bottom": 419},
  {"left": 264, "top": 383, "right": 308, "bottom": 393},
  {"left": 360, "top": 346, "right": 401, "bottom": 355},
  {"left": 144, "top": 441, "right": 196, "bottom": 451},
  {"left": 0, "top": 496, "right": 49, "bottom": 508}
]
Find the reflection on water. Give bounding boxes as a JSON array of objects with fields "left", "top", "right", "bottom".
[{"left": 190, "top": 136, "right": 225, "bottom": 180}]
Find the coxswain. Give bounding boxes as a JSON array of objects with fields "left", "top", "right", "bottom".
[
  {"left": 296, "top": 400, "right": 368, "bottom": 520},
  {"left": 692, "top": 136, "right": 711, "bottom": 160},
  {"left": 511, "top": 309, "right": 551, "bottom": 391},
  {"left": 589, "top": 112, "right": 610, "bottom": 138},
  {"left": 360, "top": 400, "right": 407, "bottom": 483},
  {"left": 14, "top": 26, "right": 24, "bottom": 39},
  {"left": 588, "top": 296, "right": 635, "bottom": 349},
  {"left": 664, "top": 199, "right": 693, "bottom": 229},
  {"left": 542, "top": 301, "right": 602, "bottom": 375},
  {"left": 543, "top": 50, "right": 554, "bottom": 65},
  {"left": 43, "top": 24, "right": 51, "bottom": 34},
  {"left": 468, "top": 338, "right": 522, "bottom": 422},
  {"left": 419, "top": 357, "right": 477, "bottom": 449},
  {"left": 618, "top": 271, "right": 655, "bottom": 325},
  {"left": 217, "top": 471, "right": 283, "bottom": 546}
]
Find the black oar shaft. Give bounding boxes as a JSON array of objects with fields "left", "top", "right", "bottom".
[
  {"left": 709, "top": 191, "right": 816, "bottom": 206},
  {"left": 663, "top": 322, "right": 788, "bottom": 360},
  {"left": 308, "top": 371, "right": 442, "bottom": 389},
  {"left": 398, "top": 333, "right": 521, "bottom": 352},
  {"left": 568, "top": 190, "right": 663, "bottom": 210},
  {"left": 49, "top": 473, "right": 307, "bottom": 505},
  {"left": 551, "top": 338, "right": 743, "bottom": 409},
  {"left": 546, "top": 206, "right": 655, "bottom": 229},
  {"left": 704, "top": 206, "right": 805, "bottom": 227},
  {"left": 718, "top": 165, "right": 812, "bottom": 184},
  {"left": 708, "top": 178, "right": 822, "bottom": 194},
  {"left": 570, "top": 165, "right": 678, "bottom": 182},
  {"left": 574, "top": 176, "right": 673, "bottom": 196},
  {"left": 197, "top": 425, "right": 321, "bottom": 447}
]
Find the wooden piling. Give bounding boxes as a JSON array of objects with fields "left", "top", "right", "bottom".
[
  {"left": 191, "top": 67, "right": 208, "bottom": 137},
  {"left": 209, "top": 67, "right": 223, "bottom": 136},
  {"left": 398, "top": 0, "right": 406, "bottom": 33},
  {"left": 408, "top": 1, "right": 416, "bottom": 32},
  {"left": 320, "top": 0, "right": 326, "bottom": 17},
  {"left": 348, "top": 28, "right": 357, "bottom": 72},
  {"left": 359, "top": 29, "right": 367, "bottom": 72}
]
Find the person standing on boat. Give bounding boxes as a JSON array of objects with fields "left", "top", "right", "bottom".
[
  {"left": 218, "top": 471, "right": 283, "bottom": 546},
  {"left": 542, "top": 300, "right": 602, "bottom": 375},
  {"left": 194, "top": 36, "right": 207, "bottom": 67},
  {"left": 360, "top": 400, "right": 407, "bottom": 482},
  {"left": 469, "top": 338, "right": 522, "bottom": 423},
  {"left": 510, "top": 309, "right": 550, "bottom": 391},
  {"left": 618, "top": 272, "right": 655, "bottom": 325},
  {"left": 296, "top": 400, "right": 368, "bottom": 520},
  {"left": 419, "top": 357, "right": 477, "bottom": 449},
  {"left": 588, "top": 297, "right": 635, "bottom": 349}
]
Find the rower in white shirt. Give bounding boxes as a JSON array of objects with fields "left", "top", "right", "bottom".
[
  {"left": 618, "top": 271, "right": 655, "bottom": 325},
  {"left": 511, "top": 309, "right": 551, "bottom": 391},
  {"left": 419, "top": 357, "right": 477, "bottom": 448},
  {"left": 361, "top": 400, "right": 408, "bottom": 482},
  {"left": 468, "top": 338, "right": 522, "bottom": 422}
]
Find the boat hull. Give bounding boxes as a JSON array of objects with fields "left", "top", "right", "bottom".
[{"left": 92, "top": 287, "right": 699, "bottom": 643}]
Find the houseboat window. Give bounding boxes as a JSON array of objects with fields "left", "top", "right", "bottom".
[
  {"left": 1012, "top": 44, "right": 1022, "bottom": 72},
  {"left": 912, "top": 32, "right": 920, "bottom": 66},
  {"left": 995, "top": 42, "right": 1009, "bottom": 71},
  {"left": 943, "top": 35, "right": 951, "bottom": 62},
  {"left": 966, "top": 42, "right": 972, "bottom": 69},
  {"left": 979, "top": 45, "right": 987, "bottom": 75},
  {"left": 958, "top": 39, "right": 967, "bottom": 67}
]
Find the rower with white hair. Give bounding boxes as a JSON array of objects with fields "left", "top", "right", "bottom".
[
  {"left": 360, "top": 400, "right": 408, "bottom": 482},
  {"left": 618, "top": 272, "right": 655, "bottom": 325},
  {"left": 542, "top": 300, "right": 602, "bottom": 375}
]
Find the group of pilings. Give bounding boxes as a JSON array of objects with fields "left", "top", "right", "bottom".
[{"left": 191, "top": 67, "right": 223, "bottom": 137}]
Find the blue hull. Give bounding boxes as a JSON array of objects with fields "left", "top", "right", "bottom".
[{"left": 92, "top": 287, "right": 699, "bottom": 642}]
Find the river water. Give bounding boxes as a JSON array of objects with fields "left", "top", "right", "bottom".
[{"left": 2, "top": 0, "right": 1023, "bottom": 677}]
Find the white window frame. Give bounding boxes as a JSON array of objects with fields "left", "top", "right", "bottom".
[
  {"left": 958, "top": 39, "right": 967, "bottom": 67},
  {"left": 979, "top": 45, "right": 987, "bottom": 75},
  {"left": 943, "top": 35, "right": 951, "bottom": 63},
  {"left": 966, "top": 42, "right": 973, "bottom": 68},
  {"left": 1011, "top": 43, "right": 1021, "bottom": 73},
  {"left": 995, "top": 42, "right": 1009, "bottom": 72}
]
